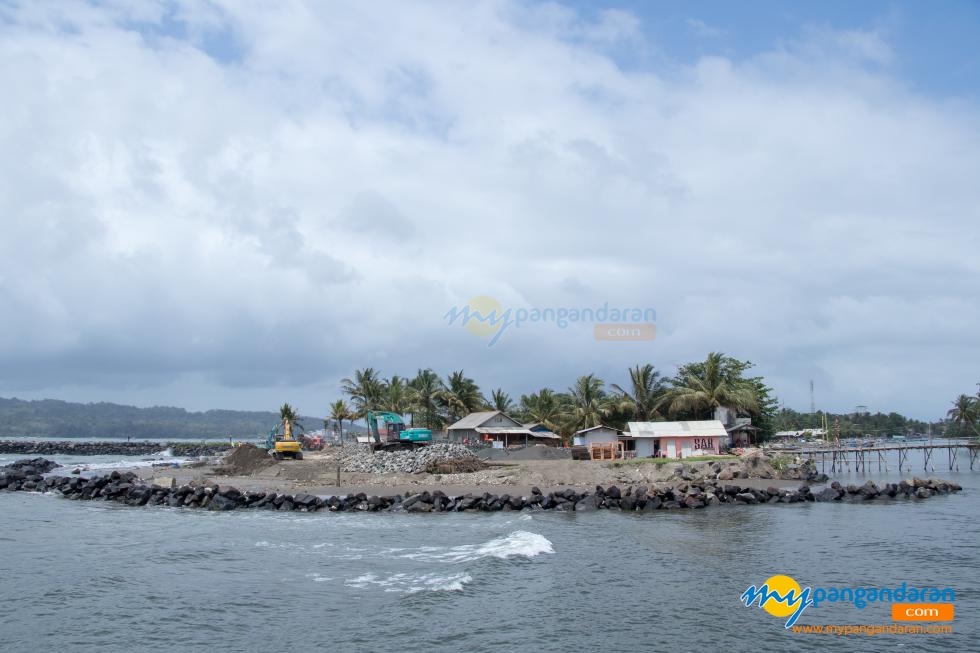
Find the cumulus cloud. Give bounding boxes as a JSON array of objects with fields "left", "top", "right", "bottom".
[{"left": 0, "top": 1, "right": 977, "bottom": 418}]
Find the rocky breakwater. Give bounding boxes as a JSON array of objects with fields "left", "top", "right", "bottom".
[
  {"left": 2, "top": 458, "right": 962, "bottom": 514},
  {"left": 0, "top": 440, "right": 232, "bottom": 457},
  {"left": 0, "top": 458, "right": 61, "bottom": 491}
]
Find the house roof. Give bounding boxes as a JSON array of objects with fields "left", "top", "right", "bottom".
[
  {"left": 524, "top": 422, "right": 559, "bottom": 435},
  {"left": 447, "top": 410, "right": 522, "bottom": 430},
  {"left": 574, "top": 425, "right": 622, "bottom": 435},
  {"left": 727, "top": 423, "right": 761, "bottom": 432},
  {"left": 627, "top": 420, "right": 728, "bottom": 438},
  {"left": 475, "top": 427, "right": 533, "bottom": 435},
  {"left": 475, "top": 426, "right": 561, "bottom": 439}
]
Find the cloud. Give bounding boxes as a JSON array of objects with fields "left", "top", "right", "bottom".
[
  {"left": 0, "top": 1, "right": 977, "bottom": 419},
  {"left": 686, "top": 18, "right": 725, "bottom": 39}
]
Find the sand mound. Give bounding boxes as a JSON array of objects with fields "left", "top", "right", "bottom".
[{"left": 214, "top": 444, "right": 276, "bottom": 476}]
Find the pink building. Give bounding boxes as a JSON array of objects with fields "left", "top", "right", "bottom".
[{"left": 625, "top": 420, "right": 728, "bottom": 458}]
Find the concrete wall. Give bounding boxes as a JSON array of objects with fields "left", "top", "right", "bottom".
[
  {"left": 572, "top": 429, "right": 619, "bottom": 447},
  {"left": 678, "top": 436, "right": 720, "bottom": 457},
  {"left": 635, "top": 438, "right": 655, "bottom": 458}
]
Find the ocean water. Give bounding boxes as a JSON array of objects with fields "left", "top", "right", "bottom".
[{"left": 1, "top": 452, "right": 978, "bottom": 652}]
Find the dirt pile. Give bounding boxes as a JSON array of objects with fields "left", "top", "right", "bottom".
[
  {"left": 214, "top": 444, "right": 276, "bottom": 476},
  {"left": 425, "top": 458, "right": 488, "bottom": 474}
]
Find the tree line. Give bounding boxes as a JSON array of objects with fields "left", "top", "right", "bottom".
[
  {"left": 328, "top": 352, "right": 779, "bottom": 442},
  {"left": 946, "top": 384, "right": 980, "bottom": 438}
]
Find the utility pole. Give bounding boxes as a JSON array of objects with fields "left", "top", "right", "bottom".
[{"left": 810, "top": 380, "right": 815, "bottom": 414}]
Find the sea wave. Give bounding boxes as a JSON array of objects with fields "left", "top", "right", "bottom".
[
  {"left": 397, "top": 530, "right": 554, "bottom": 563},
  {"left": 344, "top": 572, "right": 472, "bottom": 593},
  {"left": 62, "top": 458, "right": 191, "bottom": 472}
]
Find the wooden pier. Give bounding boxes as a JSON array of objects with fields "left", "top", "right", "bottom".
[{"left": 801, "top": 442, "right": 980, "bottom": 474}]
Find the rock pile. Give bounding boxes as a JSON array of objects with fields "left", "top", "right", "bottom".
[
  {"left": 337, "top": 443, "right": 483, "bottom": 474},
  {"left": 0, "top": 458, "right": 61, "bottom": 492},
  {"left": 1, "top": 458, "right": 963, "bottom": 514},
  {"left": 0, "top": 441, "right": 232, "bottom": 457}
]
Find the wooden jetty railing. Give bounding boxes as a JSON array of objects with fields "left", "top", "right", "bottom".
[{"left": 800, "top": 442, "right": 980, "bottom": 473}]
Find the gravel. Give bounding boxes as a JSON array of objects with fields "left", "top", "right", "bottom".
[{"left": 337, "top": 443, "right": 483, "bottom": 474}]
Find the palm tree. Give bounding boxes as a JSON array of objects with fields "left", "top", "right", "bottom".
[
  {"left": 947, "top": 394, "right": 979, "bottom": 437},
  {"left": 519, "top": 388, "right": 566, "bottom": 433},
  {"left": 438, "top": 370, "right": 484, "bottom": 425},
  {"left": 329, "top": 399, "right": 353, "bottom": 444},
  {"left": 407, "top": 368, "right": 444, "bottom": 429},
  {"left": 611, "top": 364, "right": 666, "bottom": 422},
  {"left": 385, "top": 375, "right": 410, "bottom": 416},
  {"left": 568, "top": 374, "right": 610, "bottom": 432},
  {"left": 279, "top": 402, "right": 303, "bottom": 437},
  {"left": 488, "top": 388, "right": 514, "bottom": 413},
  {"left": 341, "top": 368, "right": 387, "bottom": 420},
  {"left": 658, "top": 352, "right": 758, "bottom": 419}
]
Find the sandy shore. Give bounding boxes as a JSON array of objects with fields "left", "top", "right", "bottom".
[{"left": 130, "top": 450, "right": 812, "bottom": 497}]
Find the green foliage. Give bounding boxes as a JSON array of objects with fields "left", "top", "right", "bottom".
[
  {"left": 328, "top": 399, "right": 353, "bottom": 441},
  {"left": 488, "top": 388, "right": 514, "bottom": 413},
  {"left": 407, "top": 368, "right": 444, "bottom": 429},
  {"left": 658, "top": 352, "right": 760, "bottom": 420},
  {"left": 772, "top": 408, "right": 939, "bottom": 439},
  {"left": 438, "top": 370, "right": 485, "bottom": 425},
  {"left": 610, "top": 364, "right": 666, "bottom": 423},
  {"left": 946, "top": 391, "right": 979, "bottom": 437}
]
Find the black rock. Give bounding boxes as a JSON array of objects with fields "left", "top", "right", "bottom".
[{"left": 208, "top": 494, "right": 238, "bottom": 511}]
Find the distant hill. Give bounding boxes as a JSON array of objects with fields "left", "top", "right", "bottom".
[{"left": 0, "top": 397, "right": 362, "bottom": 439}]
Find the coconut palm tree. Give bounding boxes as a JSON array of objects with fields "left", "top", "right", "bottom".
[
  {"left": 611, "top": 364, "right": 666, "bottom": 422},
  {"left": 488, "top": 388, "right": 514, "bottom": 413},
  {"left": 947, "top": 394, "right": 979, "bottom": 437},
  {"left": 519, "top": 388, "right": 566, "bottom": 433},
  {"left": 385, "top": 375, "right": 410, "bottom": 416},
  {"left": 279, "top": 402, "right": 303, "bottom": 437},
  {"left": 341, "top": 368, "right": 387, "bottom": 420},
  {"left": 568, "top": 374, "right": 611, "bottom": 431},
  {"left": 439, "top": 370, "right": 484, "bottom": 425},
  {"left": 329, "top": 399, "right": 353, "bottom": 444},
  {"left": 658, "top": 352, "right": 758, "bottom": 419},
  {"left": 407, "top": 368, "right": 444, "bottom": 429}
]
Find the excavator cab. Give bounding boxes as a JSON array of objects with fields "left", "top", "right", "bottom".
[{"left": 366, "top": 411, "right": 432, "bottom": 451}]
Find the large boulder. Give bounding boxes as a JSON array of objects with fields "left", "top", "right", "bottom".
[{"left": 208, "top": 494, "right": 238, "bottom": 511}]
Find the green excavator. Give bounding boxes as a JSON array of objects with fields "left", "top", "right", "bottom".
[{"left": 366, "top": 410, "right": 432, "bottom": 452}]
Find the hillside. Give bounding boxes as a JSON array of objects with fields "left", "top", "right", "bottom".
[{"left": 0, "top": 397, "right": 356, "bottom": 439}]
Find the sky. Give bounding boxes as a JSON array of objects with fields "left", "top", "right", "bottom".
[{"left": 0, "top": 0, "right": 978, "bottom": 420}]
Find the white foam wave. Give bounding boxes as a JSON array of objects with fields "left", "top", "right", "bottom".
[
  {"left": 58, "top": 458, "right": 191, "bottom": 472},
  {"left": 345, "top": 572, "right": 472, "bottom": 593},
  {"left": 397, "top": 530, "right": 553, "bottom": 563}
]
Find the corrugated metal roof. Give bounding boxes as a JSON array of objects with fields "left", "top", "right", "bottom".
[
  {"left": 575, "top": 425, "right": 621, "bottom": 435},
  {"left": 627, "top": 420, "right": 727, "bottom": 438},
  {"left": 447, "top": 410, "right": 523, "bottom": 430}
]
